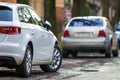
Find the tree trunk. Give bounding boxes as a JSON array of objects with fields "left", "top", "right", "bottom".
[
  {"left": 72, "top": 0, "right": 81, "bottom": 17},
  {"left": 44, "top": 0, "right": 57, "bottom": 37},
  {"left": 72, "top": 0, "right": 90, "bottom": 17},
  {"left": 101, "top": 0, "right": 109, "bottom": 19},
  {"left": 111, "top": 0, "right": 120, "bottom": 27}
]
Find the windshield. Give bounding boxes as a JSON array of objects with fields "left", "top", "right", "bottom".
[
  {"left": 69, "top": 18, "right": 103, "bottom": 27},
  {"left": 0, "top": 6, "right": 12, "bottom": 21}
]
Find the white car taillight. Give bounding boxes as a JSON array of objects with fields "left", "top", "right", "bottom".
[
  {"left": 0, "top": 26, "right": 21, "bottom": 35},
  {"left": 63, "top": 30, "right": 70, "bottom": 37},
  {"left": 98, "top": 30, "right": 106, "bottom": 37}
]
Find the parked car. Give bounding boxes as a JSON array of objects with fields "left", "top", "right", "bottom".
[
  {"left": 115, "top": 22, "right": 120, "bottom": 47},
  {"left": 61, "top": 16, "right": 118, "bottom": 58},
  {"left": 0, "top": 2, "right": 62, "bottom": 77}
]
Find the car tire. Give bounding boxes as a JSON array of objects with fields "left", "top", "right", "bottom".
[
  {"left": 105, "top": 53, "right": 111, "bottom": 58},
  {"left": 62, "top": 49, "right": 69, "bottom": 58},
  {"left": 105, "top": 45, "right": 112, "bottom": 58},
  {"left": 112, "top": 44, "right": 119, "bottom": 57},
  {"left": 16, "top": 45, "right": 32, "bottom": 77},
  {"left": 40, "top": 45, "right": 62, "bottom": 72},
  {"left": 72, "top": 52, "right": 78, "bottom": 58}
]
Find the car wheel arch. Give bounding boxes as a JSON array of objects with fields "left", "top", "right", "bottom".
[
  {"left": 55, "top": 41, "right": 58, "bottom": 46},
  {"left": 27, "top": 41, "right": 33, "bottom": 60}
]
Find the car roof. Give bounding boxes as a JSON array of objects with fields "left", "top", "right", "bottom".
[{"left": 71, "top": 16, "right": 107, "bottom": 20}]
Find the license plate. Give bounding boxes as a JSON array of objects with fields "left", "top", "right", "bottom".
[{"left": 76, "top": 32, "right": 93, "bottom": 37}]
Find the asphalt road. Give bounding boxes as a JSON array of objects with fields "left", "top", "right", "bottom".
[{"left": 0, "top": 52, "right": 120, "bottom": 80}]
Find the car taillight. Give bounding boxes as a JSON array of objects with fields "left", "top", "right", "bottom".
[
  {"left": 98, "top": 30, "right": 106, "bottom": 37},
  {"left": 0, "top": 26, "right": 21, "bottom": 35},
  {"left": 63, "top": 30, "right": 70, "bottom": 37}
]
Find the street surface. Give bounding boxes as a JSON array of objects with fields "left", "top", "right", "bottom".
[{"left": 0, "top": 52, "right": 120, "bottom": 80}]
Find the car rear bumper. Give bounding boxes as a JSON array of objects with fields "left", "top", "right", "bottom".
[
  {"left": 0, "top": 42, "right": 25, "bottom": 67},
  {"left": 62, "top": 38, "right": 109, "bottom": 50}
]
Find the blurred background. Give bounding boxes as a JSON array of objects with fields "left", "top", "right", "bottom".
[{"left": 0, "top": 0, "right": 120, "bottom": 39}]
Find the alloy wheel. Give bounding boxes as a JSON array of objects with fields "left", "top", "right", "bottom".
[{"left": 49, "top": 48, "right": 61, "bottom": 69}]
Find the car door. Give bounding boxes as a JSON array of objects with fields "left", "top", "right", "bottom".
[
  {"left": 18, "top": 6, "right": 45, "bottom": 61},
  {"left": 27, "top": 7, "right": 52, "bottom": 62}
]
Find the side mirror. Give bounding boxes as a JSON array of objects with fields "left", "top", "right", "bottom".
[{"left": 44, "top": 21, "right": 51, "bottom": 31}]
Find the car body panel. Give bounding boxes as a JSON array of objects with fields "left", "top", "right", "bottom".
[{"left": 0, "top": 2, "right": 58, "bottom": 66}]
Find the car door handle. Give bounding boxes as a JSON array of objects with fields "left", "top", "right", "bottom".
[
  {"left": 31, "top": 31, "right": 35, "bottom": 35},
  {"left": 42, "top": 34, "right": 44, "bottom": 37}
]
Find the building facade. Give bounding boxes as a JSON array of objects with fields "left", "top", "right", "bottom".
[
  {"left": 29, "top": 0, "right": 44, "bottom": 18},
  {"left": 0, "top": 0, "right": 16, "bottom": 3}
]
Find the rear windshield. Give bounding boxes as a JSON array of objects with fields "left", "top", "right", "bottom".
[
  {"left": 69, "top": 18, "right": 103, "bottom": 27},
  {"left": 0, "top": 6, "right": 12, "bottom": 21}
]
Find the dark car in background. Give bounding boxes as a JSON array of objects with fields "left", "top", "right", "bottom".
[{"left": 115, "top": 22, "right": 120, "bottom": 47}]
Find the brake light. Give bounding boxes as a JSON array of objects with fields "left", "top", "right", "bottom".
[
  {"left": 98, "top": 30, "right": 106, "bottom": 37},
  {"left": 63, "top": 30, "right": 70, "bottom": 37},
  {"left": 0, "top": 26, "right": 21, "bottom": 35}
]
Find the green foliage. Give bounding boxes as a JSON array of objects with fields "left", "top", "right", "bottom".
[
  {"left": 84, "top": 2, "right": 91, "bottom": 16},
  {"left": 17, "top": 0, "right": 28, "bottom": 4},
  {"left": 72, "top": 0, "right": 91, "bottom": 17},
  {"left": 79, "top": 2, "right": 91, "bottom": 16}
]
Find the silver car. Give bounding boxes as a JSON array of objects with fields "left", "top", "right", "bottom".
[
  {"left": 0, "top": 2, "right": 62, "bottom": 77},
  {"left": 61, "top": 16, "right": 118, "bottom": 58}
]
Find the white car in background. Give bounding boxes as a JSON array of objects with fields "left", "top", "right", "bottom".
[
  {"left": 62, "top": 16, "right": 118, "bottom": 58},
  {"left": 0, "top": 2, "right": 62, "bottom": 77}
]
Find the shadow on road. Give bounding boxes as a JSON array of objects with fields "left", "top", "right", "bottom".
[
  {"left": 61, "top": 53, "right": 115, "bottom": 70},
  {"left": 0, "top": 69, "right": 60, "bottom": 78},
  {"left": 63, "top": 52, "right": 114, "bottom": 59},
  {"left": 0, "top": 70, "right": 16, "bottom": 77}
]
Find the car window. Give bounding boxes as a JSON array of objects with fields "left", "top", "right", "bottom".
[
  {"left": 0, "top": 6, "right": 12, "bottom": 21},
  {"left": 18, "top": 7, "right": 34, "bottom": 24},
  {"left": 27, "top": 7, "right": 44, "bottom": 26},
  {"left": 18, "top": 7, "right": 25, "bottom": 22},
  {"left": 69, "top": 18, "right": 103, "bottom": 27}
]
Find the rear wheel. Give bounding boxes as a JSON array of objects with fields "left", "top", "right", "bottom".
[
  {"left": 105, "top": 46, "right": 112, "bottom": 58},
  {"left": 72, "top": 51, "right": 78, "bottom": 58},
  {"left": 112, "top": 44, "right": 119, "bottom": 57},
  {"left": 62, "top": 49, "right": 69, "bottom": 58},
  {"left": 112, "top": 50, "right": 118, "bottom": 57},
  {"left": 16, "top": 45, "right": 32, "bottom": 77},
  {"left": 40, "top": 45, "right": 62, "bottom": 72},
  {"left": 105, "top": 53, "right": 111, "bottom": 58}
]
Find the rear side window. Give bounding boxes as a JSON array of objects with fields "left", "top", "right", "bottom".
[
  {"left": 69, "top": 18, "right": 103, "bottom": 27},
  {"left": 0, "top": 6, "right": 12, "bottom": 21},
  {"left": 18, "top": 7, "right": 34, "bottom": 24}
]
